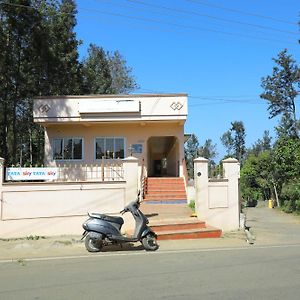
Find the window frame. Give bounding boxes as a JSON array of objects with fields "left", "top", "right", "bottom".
[
  {"left": 52, "top": 137, "right": 84, "bottom": 161},
  {"left": 94, "top": 137, "right": 126, "bottom": 160}
]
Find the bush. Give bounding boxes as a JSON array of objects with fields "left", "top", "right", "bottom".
[
  {"left": 281, "top": 180, "right": 300, "bottom": 213},
  {"left": 188, "top": 200, "right": 195, "bottom": 212}
]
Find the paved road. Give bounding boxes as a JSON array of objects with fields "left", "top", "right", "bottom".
[
  {"left": 0, "top": 204, "right": 299, "bottom": 299},
  {"left": 0, "top": 244, "right": 300, "bottom": 300}
]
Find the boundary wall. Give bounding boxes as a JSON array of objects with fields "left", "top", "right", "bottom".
[
  {"left": 0, "top": 157, "right": 138, "bottom": 238},
  {"left": 194, "top": 157, "right": 240, "bottom": 231}
]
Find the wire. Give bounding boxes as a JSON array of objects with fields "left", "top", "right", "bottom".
[
  {"left": 0, "top": 1, "right": 297, "bottom": 45},
  {"left": 137, "top": 88, "right": 263, "bottom": 107},
  {"left": 122, "top": 0, "right": 299, "bottom": 36},
  {"left": 185, "top": 0, "right": 297, "bottom": 26},
  {"left": 77, "top": 7, "right": 298, "bottom": 45}
]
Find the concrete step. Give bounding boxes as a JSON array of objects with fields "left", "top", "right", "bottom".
[
  {"left": 150, "top": 220, "right": 206, "bottom": 232},
  {"left": 144, "top": 188, "right": 186, "bottom": 192},
  {"left": 156, "top": 226, "right": 222, "bottom": 240},
  {"left": 144, "top": 193, "right": 187, "bottom": 199},
  {"left": 144, "top": 199, "right": 187, "bottom": 204},
  {"left": 144, "top": 177, "right": 187, "bottom": 203}
]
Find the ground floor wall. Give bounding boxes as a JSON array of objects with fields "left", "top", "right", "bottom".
[{"left": 44, "top": 122, "right": 185, "bottom": 177}]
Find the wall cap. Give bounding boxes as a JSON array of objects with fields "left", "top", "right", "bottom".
[
  {"left": 194, "top": 157, "right": 209, "bottom": 163},
  {"left": 123, "top": 156, "right": 139, "bottom": 162},
  {"left": 222, "top": 157, "right": 239, "bottom": 163}
]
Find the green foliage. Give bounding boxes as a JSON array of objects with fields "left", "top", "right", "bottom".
[
  {"left": 221, "top": 121, "right": 246, "bottom": 163},
  {"left": 272, "top": 137, "right": 300, "bottom": 190},
  {"left": 241, "top": 136, "right": 300, "bottom": 213},
  {"left": 248, "top": 130, "right": 272, "bottom": 156},
  {"left": 281, "top": 180, "right": 300, "bottom": 213},
  {"left": 184, "top": 134, "right": 199, "bottom": 179},
  {"left": 0, "top": 0, "right": 137, "bottom": 165},
  {"left": 184, "top": 135, "right": 218, "bottom": 179},
  {"left": 188, "top": 200, "right": 195, "bottom": 212},
  {"left": 260, "top": 49, "right": 299, "bottom": 138},
  {"left": 197, "top": 139, "right": 218, "bottom": 164},
  {"left": 240, "top": 151, "right": 273, "bottom": 203},
  {"left": 81, "top": 44, "right": 137, "bottom": 94}
]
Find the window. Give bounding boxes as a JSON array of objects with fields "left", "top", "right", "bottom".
[
  {"left": 95, "top": 137, "right": 125, "bottom": 159},
  {"left": 53, "top": 138, "right": 83, "bottom": 160}
]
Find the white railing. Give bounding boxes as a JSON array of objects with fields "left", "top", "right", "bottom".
[
  {"left": 56, "top": 162, "right": 124, "bottom": 182},
  {"left": 5, "top": 161, "right": 124, "bottom": 182}
]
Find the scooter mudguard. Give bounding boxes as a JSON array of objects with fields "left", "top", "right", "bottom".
[{"left": 141, "top": 226, "right": 157, "bottom": 238}]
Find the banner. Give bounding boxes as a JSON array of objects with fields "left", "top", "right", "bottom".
[{"left": 6, "top": 167, "right": 58, "bottom": 181}]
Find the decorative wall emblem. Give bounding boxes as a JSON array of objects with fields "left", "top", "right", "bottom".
[
  {"left": 170, "top": 102, "right": 183, "bottom": 111},
  {"left": 38, "top": 104, "right": 51, "bottom": 113}
]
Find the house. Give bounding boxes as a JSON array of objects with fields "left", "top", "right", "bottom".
[
  {"left": 33, "top": 93, "right": 188, "bottom": 184},
  {"left": 0, "top": 93, "right": 240, "bottom": 238}
]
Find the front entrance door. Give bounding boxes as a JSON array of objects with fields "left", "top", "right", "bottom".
[{"left": 147, "top": 136, "right": 179, "bottom": 177}]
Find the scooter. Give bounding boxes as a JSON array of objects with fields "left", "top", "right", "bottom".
[{"left": 82, "top": 192, "right": 159, "bottom": 252}]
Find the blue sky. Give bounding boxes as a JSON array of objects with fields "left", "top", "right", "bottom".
[{"left": 75, "top": 0, "right": 300, "bottom": 160}]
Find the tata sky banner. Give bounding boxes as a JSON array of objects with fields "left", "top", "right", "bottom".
[{"left": 6, "top": 167, "right": 58, "bottom": 181}]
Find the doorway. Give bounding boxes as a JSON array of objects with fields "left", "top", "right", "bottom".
[{"left": 147, "top": 136, "right": 179, "bottom": 177}]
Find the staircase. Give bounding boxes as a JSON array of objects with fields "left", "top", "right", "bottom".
[
  {"left": 139, "top": 177, "right": 222, "bottom": 240},
  {"left": 143, "top": 177, "right": 187, "bottom": 204},
  {"left": 140, "top": 202, "right": 222, "bottom": 240}
]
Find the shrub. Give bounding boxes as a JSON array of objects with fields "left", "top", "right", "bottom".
[{"left": 281, "top": 180, "right": 300, "bottom": 213}]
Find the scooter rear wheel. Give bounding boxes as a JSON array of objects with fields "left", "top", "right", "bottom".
[
  {"left": 85, "top": 233, "right": 103, "bottom": 252},
  {"left": 142, "top": 233, "right": 159, "bottom": 251}
]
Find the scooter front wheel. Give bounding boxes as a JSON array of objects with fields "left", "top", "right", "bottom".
[
  {"left": 85, "top": 232, "right": 103, "bottom": 252},
  {"left": 141, "top": 233, "right": 159, "bottom": 251}
]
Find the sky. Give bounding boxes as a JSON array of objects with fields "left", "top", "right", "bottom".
[{"left": 75, "top": 0, "right": 300, "bottom": 160}]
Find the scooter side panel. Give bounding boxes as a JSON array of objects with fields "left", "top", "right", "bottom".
[{"left": 83, "top": 218, "right": 120, "bottom": 237}]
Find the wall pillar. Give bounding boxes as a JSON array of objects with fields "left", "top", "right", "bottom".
[
  {"left": 0, "top": 157, "right": 4, "bottom": 220},
  {"left": 123, "top": 156, "right": 139, "bottom": 205},
  {"left": 222, "top": 158, "right": 240, "bottom": 230},
  {"left": 194, "top": 157, "right": 209, "bottom": 215},
  {"left": 194, "top": 157, "right": 240, "bottom": 231}
]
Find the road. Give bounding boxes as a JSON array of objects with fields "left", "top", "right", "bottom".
[{"left": 0, "top": 244, "right": 299, "bottom": 300}]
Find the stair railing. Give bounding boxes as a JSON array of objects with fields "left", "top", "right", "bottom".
[{"left": 140, "top": 158, "right": 147, "bottom": 200}]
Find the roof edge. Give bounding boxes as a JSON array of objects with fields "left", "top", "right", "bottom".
[{"left": 34, "top": 93, "right": 188, "bottom": 100}]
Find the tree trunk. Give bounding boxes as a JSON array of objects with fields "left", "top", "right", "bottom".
[{"left": 273, "top": 182, "right": 280, "bottom": 207}]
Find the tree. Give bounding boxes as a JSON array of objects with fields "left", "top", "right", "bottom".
[
  {"left": 0, "top": 0, "right": 138, "bottom": 165},
  {"left": 220, "top": 130, "right": 234, "bottom": 157},
  {"left": 240, "top": 151, "right": 273, "bottom": 205},
  {"left": 197, "top": 139, "right": 218, "bottom": 176},
  {"left": 107, "top": 50, "right": 137, "bottom": 93},
  {"left": 221, "top": 121, "right": 246, "bottom": 163},
  {"left": 81, "top": 44, "right": 112, "bottom": 94},
  {"left": 184, "top": 134, "right": 199, "bottom": 179},
  {"left": 81, "top": 44, "right": 137, "bottom": 94},
  {"left": 197, "top": 139, "right": 217, "bottom": 163},
  {"left": 261, "top": 49, "right": 300, "bottom": 138},
  {"left": 248, "top": 130, "right": 272, "bottom": 156}
]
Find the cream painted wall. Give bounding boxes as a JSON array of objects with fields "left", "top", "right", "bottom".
[
  {"left": 34, "top": 94, "right": 188, "bottom": 123},
  {"left": 45, "top": 122, "right": 185, "bottom": 177}
]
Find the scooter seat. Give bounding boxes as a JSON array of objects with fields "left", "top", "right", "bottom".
[{"left": 89, "top": 213, "right": 124, "bottom": 225}]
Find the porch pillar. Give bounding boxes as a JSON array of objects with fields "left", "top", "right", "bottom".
[{"left": 123, "top": 156, "right": 139, "bottom": 205}]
